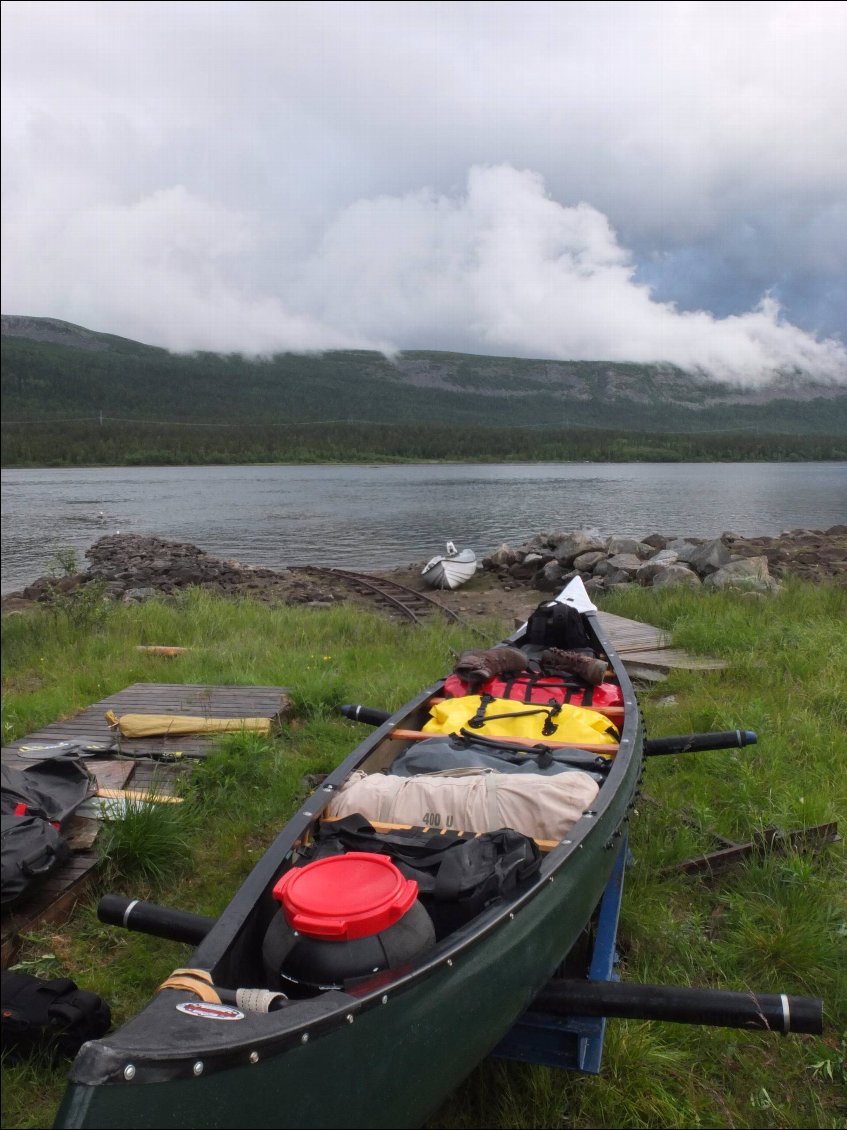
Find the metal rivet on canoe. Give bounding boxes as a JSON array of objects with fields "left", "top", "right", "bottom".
[
  {"left": 123, "top": 1065, "right": 136, "bottom": 1081},
  {"left": 303, "top": 811, "right": 313, "bottom": 817},
  {"left": 301, "top": 1033, "right": 310, "bottom": 1044},
  {"left": 193, "top": 1062, "right": 204, "bottom": 1076},
  {"left": 381, "top": 995, "right": 389, "bottom": 1005},
  {"left": 249, "top": 1051, "right": 259, "bottom": 1064},
  {"left": 346, "top": 1014, "right": 355, "bottom": 1024},
  {"left": 509, "top": 912, "right": 515, "bottom": 920}
]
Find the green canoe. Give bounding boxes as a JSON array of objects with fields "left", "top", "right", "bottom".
[{"left": 55, "top": 579, "right": 643, "bottom": 1130}]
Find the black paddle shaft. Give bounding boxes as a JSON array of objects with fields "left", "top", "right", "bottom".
[
  {"left": 535, "top": 978, "right": 822, "bottom": 1034},
  {"left": 98, "top": 895, "right": 214, "bottom": 946},
  {"left": 644, "top": 729, "right": 757, "bottom": 756},
  {"left": 340, "top": 704, "right": 392, "bottom": 726}
]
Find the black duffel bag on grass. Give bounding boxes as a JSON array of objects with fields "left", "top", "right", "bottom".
[
  {"left": 1, "top": 814, "right": 69, "bottom": 906},
  {"left": 1, "top": 970, "right": 111, "bottom": 1060}
]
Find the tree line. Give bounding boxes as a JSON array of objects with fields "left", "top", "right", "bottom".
[{"left": 3, "top": 419, "right": 844, "bottom": 467}]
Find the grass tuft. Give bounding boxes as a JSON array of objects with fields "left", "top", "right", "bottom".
[{"left": 95, "top": 792, "right": 197, "bottom": 886}]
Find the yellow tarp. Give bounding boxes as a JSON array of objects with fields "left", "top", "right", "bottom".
[{"left": 105, "top": 710, "right": 272, "bottom": 738}]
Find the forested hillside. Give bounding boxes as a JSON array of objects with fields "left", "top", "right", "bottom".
[{"left": 3, "top": 317, "right": 845, "bottom": 465}]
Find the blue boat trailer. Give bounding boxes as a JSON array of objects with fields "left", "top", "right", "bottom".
[{"left": 493, "top": 834, "right": 628, "bottom": 1074}]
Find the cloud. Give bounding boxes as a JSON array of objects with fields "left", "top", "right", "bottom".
[
  {"left": 2, "top": 2, "right": 846, "bottom": 382},
  {"left": 291, "top": 165, "right": 847, "bottom": 384},
  {"left": 2, "top": 183, "right": 381, "bottom": 353},
  {"left": 3, "top": 163, "right": 845, "bottom": 383}
]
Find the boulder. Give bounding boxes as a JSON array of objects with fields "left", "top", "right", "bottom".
[
  {"left": 533, "top": 560, "right": 567, "bottom": 591},
  {"left": 606, "top": 537, "right": 654, "bottom": 558},
  {"left": 687, "top": 539, "right": 733, "bottom": 575},
  {"left": 651, "top": 564, "right": 702, "bottom": 589},
  {"left": 605, "top": 553, "right": 643, "bottom": 575},
  {"left": 552, "top": 531, "right": 608, "bottom": 565},
  {"left": 636, "top": 550, "right": 680, "bottom": 584},
  {"left": 486, "top": 543, "right": 518, "bottom": 568},
  {"left": 509, "top": 553, "right": 544, "bottom": 580},
  {"left": 572, "top": 550, "right": 607, "bottom": 572},
  {"left": 704, "top": 556, "right": 781, "bottom": 594},
  {"left": 664, "top": 537, "right": 703, "bottom": 563}
]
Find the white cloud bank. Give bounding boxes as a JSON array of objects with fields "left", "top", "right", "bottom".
[
  {"left": 299, "top": 166, "right": 847, "bottom": 384},
  {"left": 5, "top": 164, "right": 844, "bottom": 385}
]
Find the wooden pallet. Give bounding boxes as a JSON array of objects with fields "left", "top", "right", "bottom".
[
  {"left": 1, "top": 683, "right": 290, "bottom": 966},
  {"left": 2, "top": 682, "right": 291, "bottom": 768}
]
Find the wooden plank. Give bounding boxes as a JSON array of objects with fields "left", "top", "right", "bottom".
[
  {"left": 596, "top": 611, "right": 672, "bottom": 652},
  {"left": 597, "top": 611, "right": 725, "bottom": 672},
  {"left": 618, "top": 648, "right": 727, "bottom": 671},
  {"left": 95, "top": 788, "right": 182, "bottom": 804}
]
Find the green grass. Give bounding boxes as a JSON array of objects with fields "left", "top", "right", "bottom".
[
  {"left": 1, "top": 583, "right": 845, "bottom": 1129},
  {"left": 94, "top": 791, "right": 198, "bottom": 887}
]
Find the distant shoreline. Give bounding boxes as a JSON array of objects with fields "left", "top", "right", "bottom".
[{"left": 3, "top": 452, "right": 846, "bottom": 471}]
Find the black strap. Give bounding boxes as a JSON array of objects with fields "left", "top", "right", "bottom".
[
  {"left": 511, "top": 671, "right": 596, "bottom": 706},
  {"left": 468, "top": 694, "right": 561, "bottom": 736},
  {"left": 454, "top": 730, "right": 611, "bottom": 774}
]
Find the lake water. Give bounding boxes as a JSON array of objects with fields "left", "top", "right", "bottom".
[{"left": 2, "top": 462, "right": 845, "bottom": 594}]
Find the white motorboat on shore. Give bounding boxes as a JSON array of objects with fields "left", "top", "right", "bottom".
[{"left": 421, "top": 542, "right": 478, "bottom": 590}]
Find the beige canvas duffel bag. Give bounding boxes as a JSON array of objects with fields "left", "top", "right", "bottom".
[{"left": 324, "top": 767, "right": 600, "bottom": 842}]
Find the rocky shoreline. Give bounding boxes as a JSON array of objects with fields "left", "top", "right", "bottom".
[{"left": 3, "top": 526, "right": 845, "bottom": 621}]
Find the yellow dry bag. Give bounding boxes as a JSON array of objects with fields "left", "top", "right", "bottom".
[{"left": 422, "top": 694, "right": 619, "bottom": 745}]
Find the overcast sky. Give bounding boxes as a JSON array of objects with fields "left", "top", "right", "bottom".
[{"left": 2, "top": 1, "right": 846, "bottom": 384}]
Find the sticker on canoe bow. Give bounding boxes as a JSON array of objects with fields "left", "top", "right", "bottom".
[{"left": 176, "top": 1002, "right": 245, "bottom": 1021}]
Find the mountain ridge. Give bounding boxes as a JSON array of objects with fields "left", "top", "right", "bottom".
[{"left": 2, "top": 315, "right": 845, "bottom": 438}]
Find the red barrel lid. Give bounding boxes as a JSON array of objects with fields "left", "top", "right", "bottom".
[{"left": 272, "top": 853, "right": 419, "bottom": 941}]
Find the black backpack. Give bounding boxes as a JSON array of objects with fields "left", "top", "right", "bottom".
[
  {"left": 1, "top": 970, "right": 111, "bottom": 1060},
  {"left": 0, "top": 758, "right": 94, "bottom": 824},
  {"left": 523, "top": 600, "right": 594, "bottom": 651},
  {"left": 1, "top": 815, "right": 70, "bottom": 906},
  {"left": 1, "top": 758, "right": 94, "bottom": 905}
]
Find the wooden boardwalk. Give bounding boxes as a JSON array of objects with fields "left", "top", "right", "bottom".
[
  {"left": 597, "top": 610, "right": 726, "bottom": 678},
  {"left": 1, "top": 683, "right": 290, "bottom": 967}
]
